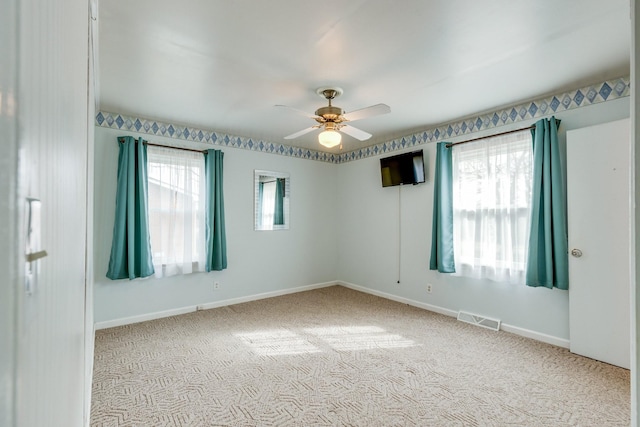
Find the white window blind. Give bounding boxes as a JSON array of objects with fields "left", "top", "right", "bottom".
[
  {"left": 147, "top": 146, "right": 206, "bottom": 278},
  {"left": 451, "top": 130, "right": 533, "bottom": 284}
]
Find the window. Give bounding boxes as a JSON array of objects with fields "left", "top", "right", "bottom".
[
  {"left": 147, "top": 146, "right": 206, "bottom": 277},
  {"left": 451, "top": 130, "right": 533, "bottom": 284}
]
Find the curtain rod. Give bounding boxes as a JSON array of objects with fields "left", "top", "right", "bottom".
[
  {"left": 145, "top": 141, "right": 207, "bottom": 154},
  {"left": 445, "top": 124, "right": 535, "bottom": 149},
  {"left": 118, "top": 137, "right": 207, "bottom": 154}
]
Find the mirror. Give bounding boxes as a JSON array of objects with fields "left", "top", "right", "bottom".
[{"left": 254, "top": 170, "right": 290, "bottom": 231}]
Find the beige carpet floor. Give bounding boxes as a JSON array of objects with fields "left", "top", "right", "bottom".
[{"left": 91, "top": 286, "right": 629, "bottom": 426}]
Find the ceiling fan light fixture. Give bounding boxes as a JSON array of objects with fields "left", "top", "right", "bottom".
[{"left": 318, "top": 129, "right": 341, "bottom": 148}]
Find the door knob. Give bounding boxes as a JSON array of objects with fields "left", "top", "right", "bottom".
[{"left": 571, "top": 248, "right": 583, "bottom": 258}]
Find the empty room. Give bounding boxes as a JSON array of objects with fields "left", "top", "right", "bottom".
[{"left": 3, "top": 0, "right": 639, "bottom": 426}]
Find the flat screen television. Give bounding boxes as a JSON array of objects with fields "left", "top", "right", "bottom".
[{"left": 380, "top": 150, "right": 425, "bottom": 187}]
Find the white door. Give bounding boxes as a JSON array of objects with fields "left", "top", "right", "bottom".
[{"left": 567, "top": 118, "right": 630, "bottom": 369}]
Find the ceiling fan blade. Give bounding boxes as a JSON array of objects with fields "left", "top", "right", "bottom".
[
  {"left": 340, "top": 125, "right": 372, "bottom": 141},
  {"left": 343, "top": 103, "right": 391, "bottom": 122},
  {"left": 275, "top": 104, "right": 316, "bottom": 119},
  {"left": 284, "top": 126, "right": 317, "bottom": 139}
]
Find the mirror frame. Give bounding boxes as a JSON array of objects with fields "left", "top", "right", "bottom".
[{"left": 254, "top": 169, "right": 290, "bottom": 231}]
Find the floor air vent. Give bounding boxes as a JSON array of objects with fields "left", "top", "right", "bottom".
[{"left": 457, "top": 311, "right": 501, "bottom": 331}]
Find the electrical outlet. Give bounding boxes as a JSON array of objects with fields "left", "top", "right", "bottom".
[
  {"left": 214, "top": 281, "right": 220, "bottom": 291},
  {"left": 426, "top": 284, "right": 432, "bottom": 293}
]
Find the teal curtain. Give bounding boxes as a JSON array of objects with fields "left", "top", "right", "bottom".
[
  {"left": 204, "top": 149, "right": 227, "bottom": 271},
  {"left": 525, "top": 117, "right": 568, "bottom": 289},
  {"left": 257, "top": 182, "right": 264, "bottom": 229},
  {"left": 429, "top": 142, "right": 455, "bottom": 273},
  {"left": 106, "top": 136, "right": 155, "bottom": 280},
  {"left": 274, "top": 178, "right": 285, "bottom": 225}
]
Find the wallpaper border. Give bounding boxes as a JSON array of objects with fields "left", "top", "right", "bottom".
[{"left": 96, "top": 76, "right": 629, "bottom": 164}]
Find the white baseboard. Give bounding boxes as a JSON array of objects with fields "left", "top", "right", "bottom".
[
  {"left": 94, "top": 305, "right": 197, "bottom": 330},
  {"left": 95, "top": 279, "right": 570, "bottom": 349},
  {"left": 338, "top": 281, "right": 459, "bottom": 318},
  {"left": 500, "top": 324, "right": 569, "bottom": 349},
  {"left": 195, "top": 281, "right": 337, "bottom": 310},
  {"left": 94, "top": 281, "right": 338, "bottom": 330},
  {"left": 337, "top": 281, "right": 570, "bottom": 349}
]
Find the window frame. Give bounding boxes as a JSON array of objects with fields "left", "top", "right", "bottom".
[{"left": 450, "top": 129, "right": 533, "bottom": 284}]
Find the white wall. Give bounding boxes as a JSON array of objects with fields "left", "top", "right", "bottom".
[
  {"left": 337, "top": 97, "right": 630, "bottom": 344},
  {"left": 94, "top": 126, "right": 339, "bottom": 324}
]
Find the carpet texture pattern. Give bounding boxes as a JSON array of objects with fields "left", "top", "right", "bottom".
[{"left": 91, "top": 286, "right": 629, "bottom": 426}]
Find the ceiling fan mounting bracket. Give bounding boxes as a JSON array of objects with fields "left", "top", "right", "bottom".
[{"left": 316, "top": 87, "right": 343, "bottom": 100}]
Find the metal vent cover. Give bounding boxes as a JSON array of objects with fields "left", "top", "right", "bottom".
[{"left": 457, "top": 311, "right": 501, "bottom": 332}]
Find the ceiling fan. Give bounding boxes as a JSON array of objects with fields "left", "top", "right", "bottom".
[{"left": 276, "top": 87, "right": 391, "bottom": 148}]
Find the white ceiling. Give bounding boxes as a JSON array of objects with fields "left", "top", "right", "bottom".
[{"left": 98, "top": 0, "right": 630, "bottom": 153}]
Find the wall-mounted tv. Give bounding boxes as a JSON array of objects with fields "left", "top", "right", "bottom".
[{"left": 380, "top": 150, "right": 425, "bottom": 187}]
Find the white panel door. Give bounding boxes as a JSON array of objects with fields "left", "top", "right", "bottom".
[
  {"left": 567, "top": 118, "right": 630, "bottom": 369},
  {"left": 13, "top": 0, "right": 90, "bottom": 425}
]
